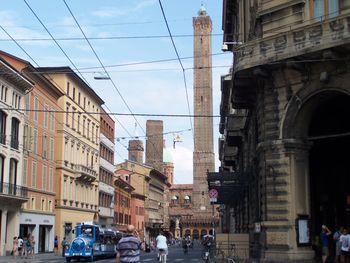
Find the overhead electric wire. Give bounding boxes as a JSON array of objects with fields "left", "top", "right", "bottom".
[
  {"left": 0, "top": 33, "right": 224, "bottom": 42},
  {"left": 62, "top": 0, "right": 146, "bottom": 135},
  {"left": 158, "top": 0, "right": 193, "bottom": 139},
  {"left": 1, "top": 107, "right": 220, "bottom": 117}
]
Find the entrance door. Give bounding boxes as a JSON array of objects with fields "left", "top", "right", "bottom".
[
  {"left": 39, "top": 226, "right": 46, "bottom": 252},
  {"left": 308, "top": 93, "right": 350, "bottom": 239}
]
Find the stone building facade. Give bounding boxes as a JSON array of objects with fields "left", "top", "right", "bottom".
[
  {"left": 0, "top": 57, "right": 33, "bottom": 255},
  {"left": 218, "top": 0, "right": 350, "bottom": 262},
  {"left": 0, "top": 51, "right": 64, "bottom": 254}
]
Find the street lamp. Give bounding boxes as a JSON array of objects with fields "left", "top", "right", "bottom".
[{"left": 221, "top": 41, "right": 244, "bottom": 51}]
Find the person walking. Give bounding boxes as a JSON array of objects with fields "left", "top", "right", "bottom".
[
  {"left": 25, "top": 234, "right": 32, "bottom": 259},
  {"left": 30, "top": 235, "right": 35, "bottom": 259},
  {"left": 61, "top": 237, "right": 68, "bottom": 257},
  {"left": 334, "top": 226, "right": 344, "bottom": 263},
  {"left": 17, "top": 236, "right": 24, "bottom": 259},
  {"left": 12, "top": 237, "right": 18, "bottom": 259},
  {"left": 156, "top": 231, "right": 168, "bottom": 262},
  {"left": 340, "top": 228, "right": 350, "bottom": 263},
  {"left": 54, "top": 235, "right": 59, "bottom": 256},
  {"left": 116, "top": 225, "right": 143, "bottom": 263},
  {"left": 320, "top": 225, "right": 332, "bottom": 263}
]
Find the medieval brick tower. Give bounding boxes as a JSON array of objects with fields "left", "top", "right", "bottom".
[{"left": 192, "top": 6, "right": 215, "bottom": 212}]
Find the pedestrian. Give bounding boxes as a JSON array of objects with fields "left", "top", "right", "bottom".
[
  {"left": 61, "top": 237, "right": 68, "bottom": 257},
  {"left": 334, "top": 226, "right": 344, "bottom": 263},
  {"left": 17, "top": 236, "right": 24, "bottom": 258},
  {"left": 30, "top": 235, "right": 35, "bottom": 259},
  {"left": 320, "top": 225, "right": 332, "bottom": 263},
  {"left": 12, "top": 236, "right": 18, "bottom": 258},
  {"left": 54, "top": 235, "right": 59, "bottom": 256},
  {"left": 115, "top": 225, "right": 143, "bottom": 263},
  {"left": 340, "top": 227, "right": 350, "bottom": 263},
  {"left": 25, "top": 234, "right": 32, "bottom": 259}
]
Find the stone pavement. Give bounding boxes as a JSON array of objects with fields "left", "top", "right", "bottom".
[{"left": 0, "top": 253, "right": 64, "bottom": 263}]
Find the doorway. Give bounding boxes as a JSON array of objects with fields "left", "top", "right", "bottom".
[{"left": 308, "top": 93, "right": 350, "bottom": 248}]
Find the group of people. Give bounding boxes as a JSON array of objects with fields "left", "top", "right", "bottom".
[
  {"left": 12, "top": 235, "right": 35, "bottom": 259},
  {"left": 319, "top": 225, "right": 350, "bottom": 263}
]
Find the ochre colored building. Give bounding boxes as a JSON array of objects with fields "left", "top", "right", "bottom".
[{"left": 39, "top": 67, "right": 104, "bottom": 243}]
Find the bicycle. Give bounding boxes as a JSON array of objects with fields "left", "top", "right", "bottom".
[
  {"left": 225, "top": 244, "right": 242, "bottom": 263},
  {"left": 202, "top": 245, "right": 214, "bottom": 263},
  {"left": 158, "top": 248, "right": 167, "bottom": 263}
]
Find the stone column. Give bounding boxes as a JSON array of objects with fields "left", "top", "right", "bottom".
[
  {"left": 261, "top": 139, "right": 313, "bottom": 261},
  {"left": 0, "top": 210, "right": 7, "bottom": 256}
]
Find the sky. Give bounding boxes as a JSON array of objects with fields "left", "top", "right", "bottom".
[{"left": 0, "top": 0, "right": 232, "bottom": 184}]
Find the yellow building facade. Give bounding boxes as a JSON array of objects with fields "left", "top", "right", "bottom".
[{"left": 40, "top": 67, "right": 104, "bottom": 243}]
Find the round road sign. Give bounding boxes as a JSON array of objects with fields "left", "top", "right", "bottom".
[{"left": 208, "top": 189, "right": 218, "bottom": 198}]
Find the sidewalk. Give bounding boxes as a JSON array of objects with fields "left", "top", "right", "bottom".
[{"left": 0, "top": 253, "right": 63, "bottom": 263}]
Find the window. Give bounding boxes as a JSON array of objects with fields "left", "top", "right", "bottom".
[
  {"left": 32, "top": 161, "right": 37, "bottom": 188},
  {"left": 9, "top": 158, "right": 18, "bottom": 186},
  {"left": 44, "top": 104, "right": 48, "bottom": 128},
  {"left": 77, "top": 115, "right": 80, "bottom": 133},
  {"left": 312, "top": 0, "right": 339, "bottom": 20},
  {"left": 10, "top": 118, "right": 20, "bottom": 149},
  {"left": 42, "top": 134, "right": 48, "bottom": 159},
  {"left": 73, "top": 87, "right": 76, "bottom": 101},
  {"left": 48, "top": 200, "right": 52, "bottom": 212},
  {"left": 0, "top": 111, "right": 7, "bottom": 145},
  {"left": 49, "top": 168, "right": 53, "bottom": 192},
  {"left": 23, "top": 125, "right": 29, "bottom": 150},
  {"left": 42, "top": 165, "right": 47, "bottom": 190},
  {"left": 66, "top": 103, "right": 70, "bottom": 126},
  {"left": 78, "top": 92, "right": 81, "bottom": 105},
  {"left": 24, "top": 94, "right": 30, "bottom": 116},
  {"left": 67, "top": 82, "right": 70, "bottom": 96},
  {"left": 34, "top": 97, "right": 39, "bottom": 122},
  {"left": 31, "top": 196, "right": 36, "bottom": 210},
  {"left": 0, "top": 155, "right": 4, "bottom": 185},
  {"left": 33, "top": 129, "right": 38, "bottom": 154},
  {"left": 23, "top": 158, "right": 28, "bottom": 186},
  {"left": 41, "top": 198, "right": 45, "bottom": 211},
  {"left": 50, "top": 138, "right": 54, "bottom": 161},
  {"left": 50, "top": 108, "right": 55, "bottom": 131}
]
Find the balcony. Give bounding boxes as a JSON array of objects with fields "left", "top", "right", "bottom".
[
  {"left": 74, "top": 164, "right": 97, "bottom": 182},
  {"left": 0, "top": 182, "right": 28, "bottom": 201},
  {"left": 235, "top": 13, "right": 350, "bottom": 73}
]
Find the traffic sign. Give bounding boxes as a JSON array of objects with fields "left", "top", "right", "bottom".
[{"left": 208, "top": 189, "right": 218, "bottom": 198}]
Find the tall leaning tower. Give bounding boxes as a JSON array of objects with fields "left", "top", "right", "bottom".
[{"left": 192, "top": 6, "right": 215, "bottom": 213}]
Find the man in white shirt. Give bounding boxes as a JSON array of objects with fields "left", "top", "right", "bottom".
[
  {"left": 156, "top": 231, "right": 168, "bottom": 261},
  {"left": 340, "top": 228, "right": 350, "bottom": 263}
]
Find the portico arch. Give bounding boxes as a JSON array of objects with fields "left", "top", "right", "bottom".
[{"left": 282, "top": 84, "right": 350, "bottom": 245}]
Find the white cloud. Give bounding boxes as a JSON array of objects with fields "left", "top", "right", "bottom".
[{"left": 171, "top": 146, "right": 193, "bottom": 184}]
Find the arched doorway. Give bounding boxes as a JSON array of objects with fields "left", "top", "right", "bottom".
[
  {"left": 308, "top": 93, "right": 350, "bottom": 235},
  {"left": 192, "top": 229, "right": 199, "bottom": 239},
  {"left": 200, "top": 229, "right": 207, "bottom": 239},
  {"left": 185, "top": 229, "right": 191, "bottom": 237},
  {"left": 284, "top": 90, "right": 350, "bottom": 236}
]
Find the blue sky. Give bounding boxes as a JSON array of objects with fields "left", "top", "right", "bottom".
[{"left": 0, "top": 0, "right": 232, "bottom": 184}]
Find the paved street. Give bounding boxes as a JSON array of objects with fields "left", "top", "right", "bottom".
[{"left": 0, "top": 245, "right": 205, "bottom": 263}]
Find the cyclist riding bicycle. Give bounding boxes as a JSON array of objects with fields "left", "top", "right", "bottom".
[
  {"left": 156, "top": 231, "right": 168, "bottom": 262},
  {"left": 201, "top": 234, "right": 215, "bottom": 262}
]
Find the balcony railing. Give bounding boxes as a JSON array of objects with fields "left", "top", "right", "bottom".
[
  {"left": 74, "top": 164, "right": 97, "bottom": 182},
  {"left": 10, "top": 138, "right": 19, "bottom": 150},
  {"left": 0, "top": 182, "right": 28, "bottom": 199}
]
